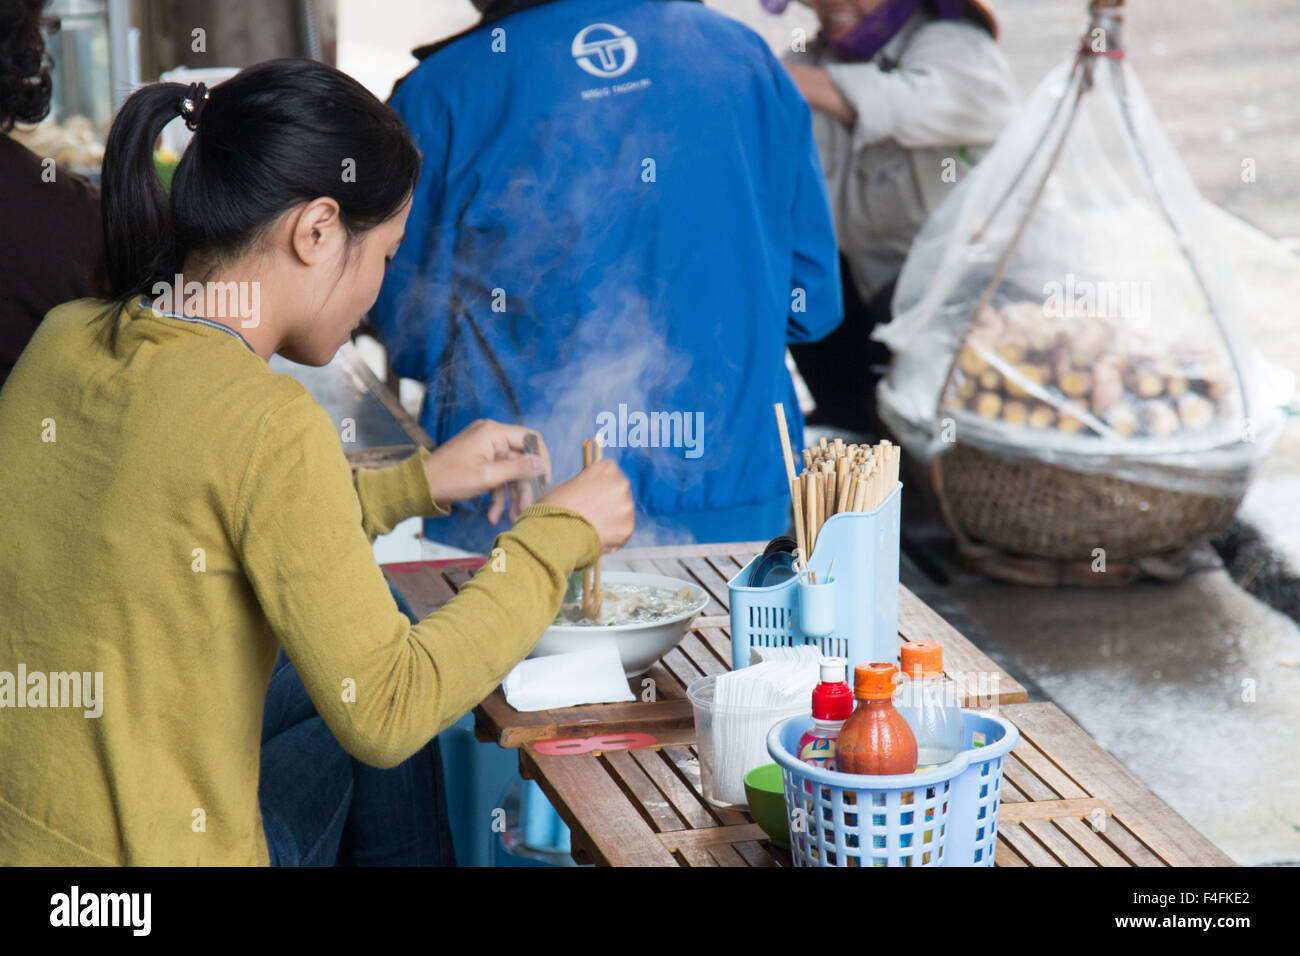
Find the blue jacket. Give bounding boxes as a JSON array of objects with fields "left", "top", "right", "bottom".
[{"left": 374, "top": 0, "right": 841, "bottom": 551}]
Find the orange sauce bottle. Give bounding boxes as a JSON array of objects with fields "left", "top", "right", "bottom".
[{"left": 836, "top": 662, "right": 918, "bottom": 776}]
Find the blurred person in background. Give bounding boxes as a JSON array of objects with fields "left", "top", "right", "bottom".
[
  {"left": 0, "top": 0, "right": 106, "bottom": 390},
  {"left": 374, "top": 0, "right": 842, "bottom": 553},
  {"left": 772, "top": 0, "right": 1016, "bottom": 433}
]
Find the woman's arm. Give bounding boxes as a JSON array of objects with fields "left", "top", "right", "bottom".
[
  {"left": 785, "top": 62, "right": 857, "bottom": 127},
  {"left": 233, "top": 392, "right": 602, "bottom": 768},
  {"left": 349, "top": 419, "right": 551, "bottom": 543},
  {"left": 819, "top": 22, "right": 1017, "bottom": 151},
  {"left": 351, "top": 449, "right": 448, "bottom": 543}
]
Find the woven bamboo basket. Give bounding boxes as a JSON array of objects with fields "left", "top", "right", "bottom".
[
  {"left": 926, "top": 443, "right": 1244, "bottom": 585},
  {"left": 889, "top": 1, "right": 1255, "bottom": 586}
]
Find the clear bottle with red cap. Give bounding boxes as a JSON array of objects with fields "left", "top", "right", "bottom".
[
  {"left": 836, "top": 662, "right": 917, "bottom": 776},
  {"left": 894, "top": 641, "right": 965, "bottom": 769},
  {"left": 797, "top": 657, "right": 854, "bottom": 771}
]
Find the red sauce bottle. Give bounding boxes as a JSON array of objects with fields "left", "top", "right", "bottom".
[{"left": 836, "top": 662, "right": 918, "bottom": 776}]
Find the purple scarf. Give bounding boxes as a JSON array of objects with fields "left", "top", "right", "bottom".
[{"left": 762, "top": 1, "right": 969, "bottom": 63}]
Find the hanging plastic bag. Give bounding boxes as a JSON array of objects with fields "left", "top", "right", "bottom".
[{"left": 875, "top": 0, "right": 1292, "bottom": 502}]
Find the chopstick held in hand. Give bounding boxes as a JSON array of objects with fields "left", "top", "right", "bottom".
[
  {"left": 591, "top": 436, "right": 603, "bottom": 620},
  {"left": 580, "top": 437, "right": 604, "bottom": 621}
]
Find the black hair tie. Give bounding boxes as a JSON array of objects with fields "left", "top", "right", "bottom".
[{"left": 178, "top": 82, "right": 210, "bottom": 131}]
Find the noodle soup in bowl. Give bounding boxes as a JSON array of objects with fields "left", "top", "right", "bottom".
[{"left": 529, "top": 572, "right": 709, "bottom": 678}]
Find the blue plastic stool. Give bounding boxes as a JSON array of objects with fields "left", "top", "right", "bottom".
[
  {"left": 388, "top": 579, "right": 571, "bottom": 866},
  {"left": 436, "top": 713, "right": 572, "bottom": 866},
  {"left": 522, "top": 780, "right": 571, "bottom": 854}
]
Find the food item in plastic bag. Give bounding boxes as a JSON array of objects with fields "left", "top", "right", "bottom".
[
  {"left": 873, "top": 1, "right": 1292, "bottom": 498},
  {"left": 942, "top": 302, "right": 1238, "bottom": 441}
]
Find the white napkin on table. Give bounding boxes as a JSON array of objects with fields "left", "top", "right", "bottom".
[
  {"left": 748, "top": 644, "right": 826, "bottom": 668},
  {"left": 502, "top": 644, "right": 635, "bottom": 712}
]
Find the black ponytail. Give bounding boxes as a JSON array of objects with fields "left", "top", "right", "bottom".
[
  {"left": 100, "top": 83, "right": 185, "bottom": 308},
  {"left": 98, "top": 59, "right": 421, "bottom": 343}
]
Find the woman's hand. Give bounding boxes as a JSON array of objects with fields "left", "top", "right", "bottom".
[
  {"left": 540, "top": 459, "right": 635, "bottom": 554},
  {"left": 785, "top": 63, "right": 857, "bottom": 126},
  {"left": 422, "top": 419, "right": 552, "bottom": 525}
]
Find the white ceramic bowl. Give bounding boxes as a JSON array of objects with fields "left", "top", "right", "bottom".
[{"left": 529, "top": 571, "right": 708, "bottom": 678}]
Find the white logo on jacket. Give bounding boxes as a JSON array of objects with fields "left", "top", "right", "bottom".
[{"left": 572, "top": 23, "right": 638, "bottom": 78}]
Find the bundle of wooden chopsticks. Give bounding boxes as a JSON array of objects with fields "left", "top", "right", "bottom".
[
  {"left": 581, "top": 436, "right": 603, "bottom": 620},
  {"left": 774, "top": 404, "right": 901, "bottom": 562}
]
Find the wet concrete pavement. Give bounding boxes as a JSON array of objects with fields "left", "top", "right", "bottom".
[
  {"left": 949, "top": 568, "right": 1300, "bottom": 866},
  {"left": 790, "top": 1, "right": 1300, "bottom": 864}
]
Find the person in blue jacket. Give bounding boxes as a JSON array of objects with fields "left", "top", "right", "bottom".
[{"left": 374, "top": 0, "right": 842, "bottom": 552}]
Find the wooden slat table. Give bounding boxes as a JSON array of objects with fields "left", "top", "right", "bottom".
[
  {"left": 517, "top": 702, "right": 1235, "bottom": 867},
  {"left": 381, "top": 543, "right": 1028, "bottom": 750}
]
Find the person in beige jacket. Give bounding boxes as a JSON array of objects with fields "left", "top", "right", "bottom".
[{"left": 766, "top": 0, "right": 1017, "bottom": 432}]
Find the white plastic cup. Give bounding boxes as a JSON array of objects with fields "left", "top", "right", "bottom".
[{"left": 687, "top": 675, "right": 809, "bottom": 808}]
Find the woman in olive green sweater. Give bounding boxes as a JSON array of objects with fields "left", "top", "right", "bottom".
[{"left": 0, "top": 60, "right": 634, "bottom": 865}]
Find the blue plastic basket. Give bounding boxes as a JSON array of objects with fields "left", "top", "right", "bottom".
[
  {"left": 767, "top": 709, "right": 1019, "bottom": 867},
  {"left": 727, "top": 484, "right": 901, "bottom": 671}
]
